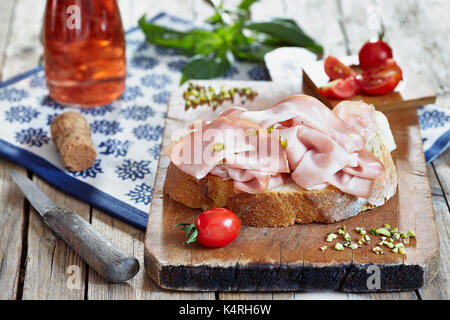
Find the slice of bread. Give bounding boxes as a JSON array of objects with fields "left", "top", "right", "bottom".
[{"left": 163, "top": 114, "right": 398, "bottom": 227}]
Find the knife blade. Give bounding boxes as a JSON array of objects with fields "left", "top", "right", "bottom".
[{"left": 10, "top": 170, "right": 139, "bottom": 283}]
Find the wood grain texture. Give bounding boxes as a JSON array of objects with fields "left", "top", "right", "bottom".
[
  {"left": 0, "top": 164, "right": 27, "bottom": 300},
  {"left": 145, "top": 80, "right": 439, "bottom": 292},
  {"left": 0, "top": 0, "right": 44, "bottom": 80},
  {"left": 0, "top": 0, "right": 26, "bottom": 301},
  {"left": 417, "top": 168, "right": 450, "bottom": 300},
  {"left": 0, "top": 0, "right": 15, "bottom": 79}
]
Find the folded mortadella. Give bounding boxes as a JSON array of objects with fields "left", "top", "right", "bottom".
[{"left": 166, "top": 94, "right": 386, "bottom": 198}]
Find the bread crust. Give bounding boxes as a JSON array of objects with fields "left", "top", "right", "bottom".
[{"left": 163, "top": 139, "right": 397, "bottom": 227}]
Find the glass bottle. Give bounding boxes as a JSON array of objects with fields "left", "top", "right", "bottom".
[{"left": 44, "top": 0, "right": 126, "bottom": 107}]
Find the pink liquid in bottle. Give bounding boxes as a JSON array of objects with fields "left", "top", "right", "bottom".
[{"left": 44, "top": 0, "right": 126, "bottom": 107}]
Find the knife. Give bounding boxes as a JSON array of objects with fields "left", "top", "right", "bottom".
[{"left": 9, "top": 170, "right": 140, "bottom": 283}]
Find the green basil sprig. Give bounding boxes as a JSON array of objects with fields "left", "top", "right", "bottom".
[{"left": 138, "top": 0, "right": 323, "bottom": 84}]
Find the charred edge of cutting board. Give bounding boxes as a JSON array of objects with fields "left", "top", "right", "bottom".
[{"left": 145, "top": 254, "right": 432, "bottom": 292}]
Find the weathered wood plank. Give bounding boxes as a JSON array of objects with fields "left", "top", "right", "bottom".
[
  {"left": 418, "top": 194, "right": 450, "bottom": 299},
  {"left": 0, "top": 0, "right": 44, "bottom": 80},
  {"left": 0, "top": 0, "right": 26, "bottom": 302},
  {"left": 0, "top": 163, "right": 27, "bottom": 300},
  {"left": 284, "top": 0, "right": 347, "bottom": 57},
  {"left": 0, "top": 0, "right": 15, "bottom": 79},
  {"left": 428, "top": 164, "right": 444, "bottom": 197},
  {"left": 432, "top": 148, "right": 450, "bottom": 202}
]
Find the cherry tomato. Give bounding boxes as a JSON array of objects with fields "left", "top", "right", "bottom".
[
  {"left": 176, "top": 208, "right": 241, "bottom": 248},
  {"left": 317, "top": 75, "right": 360, "bottom": 99},
  {"left": 358, "top": 39, "right": 393, "bottom": 70},
  {"left": 359, "top": 58, "right": 402, "bottom": 95},
  {"left": 324, "top": 55, "right": 356, "bottom": 80}
]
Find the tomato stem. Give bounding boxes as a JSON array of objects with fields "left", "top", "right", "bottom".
[
  {"left": 378, "top": 25, "right": 385, "bottom": 41},
  {"left": 175, "top": 223, "right": 198, "bottom": 244}
]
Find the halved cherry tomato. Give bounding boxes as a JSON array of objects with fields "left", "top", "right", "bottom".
[
  {"left": 324, "top": 55, "right": 356, "bottom": 80},
  {"left": 176, "top": 208, "right": 241, "bottom": 248},
  {"left": 359, "top": 58, "right": 402, "bottom": 95},
  {"left": 317, "top": 75, "right": 360, "bottom": 99},
  {"left": 359, "top": 39, "right": 393, "bottom": 70}
]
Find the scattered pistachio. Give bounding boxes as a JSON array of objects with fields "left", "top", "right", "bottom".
[
  {"left": 266, "top": 126, "right": 274, "bottom": 134},
  {"left": 373, "top": 246, "right": 384, "bottom": 255},
  {"left": 183, "top": 83, "right": 257, "bottom": 111},
  {"left": 375, "top": 228, "right": 391, "bottom": 237},
  {"left": 320, "top": 246, "right": 327, "bottom": 251},
  {"left": 326, "top": 233, "right": 337, "bottom": 242},
  {"left": 323, "top": 225, "right": 415, "bottom": 256},
  {"left": 344, "top": 233, "right": 352, "bottom": 242},
  {"left": 212, "top": 143, "right": 224, "bottom": 152}
]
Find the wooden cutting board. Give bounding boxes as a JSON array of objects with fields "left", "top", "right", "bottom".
[
  {"left": 144, "top": 80, "right": 439, "bottom": 292},
  {"left": 302, "top": 55, "right": 437, "bottom": 112}
]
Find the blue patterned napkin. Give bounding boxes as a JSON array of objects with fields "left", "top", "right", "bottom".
[
  {"left": 0, "top": 13, "right": 268, "bottom": 230},
  {"left": 418, "top": 105, "right": 450, "bottom": 163}
]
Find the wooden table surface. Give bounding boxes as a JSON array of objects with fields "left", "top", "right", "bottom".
[{"left": 0, "top": 0, "right": 448, "bottom": 300}]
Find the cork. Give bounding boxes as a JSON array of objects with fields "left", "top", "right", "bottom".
[{"left": 50, "top": 112, "right": 97, "bottom": 172}]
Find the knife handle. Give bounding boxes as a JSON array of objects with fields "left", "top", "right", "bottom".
[{"left": 43, "top": 206, "right": 139, "bottom": 283}]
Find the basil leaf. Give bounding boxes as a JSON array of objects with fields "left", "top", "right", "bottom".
[
  {"left": 191, "top": 29, "right": 223, "bottom": 55},
  {"left": 180, "top": 55, "right": 231, "bottom": 84},
  {"left": 232, "top": 43, "right": 275, "bottom": 62},
  {"left": 138, "top": 15, "right": 195, "bottom": 53},
  {"left": 205, "top": 12, "right": 223, "bottom": 25},
  {"left": 238, "top": 0, "right": 259, "bottom": 12},
  {"left": 245, "top": 18, "right": 323, "bottom": 55}
]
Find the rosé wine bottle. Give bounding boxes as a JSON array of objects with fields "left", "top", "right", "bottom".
[{"left": 44, "top": 0, "right": 126, "bottom": 107}]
